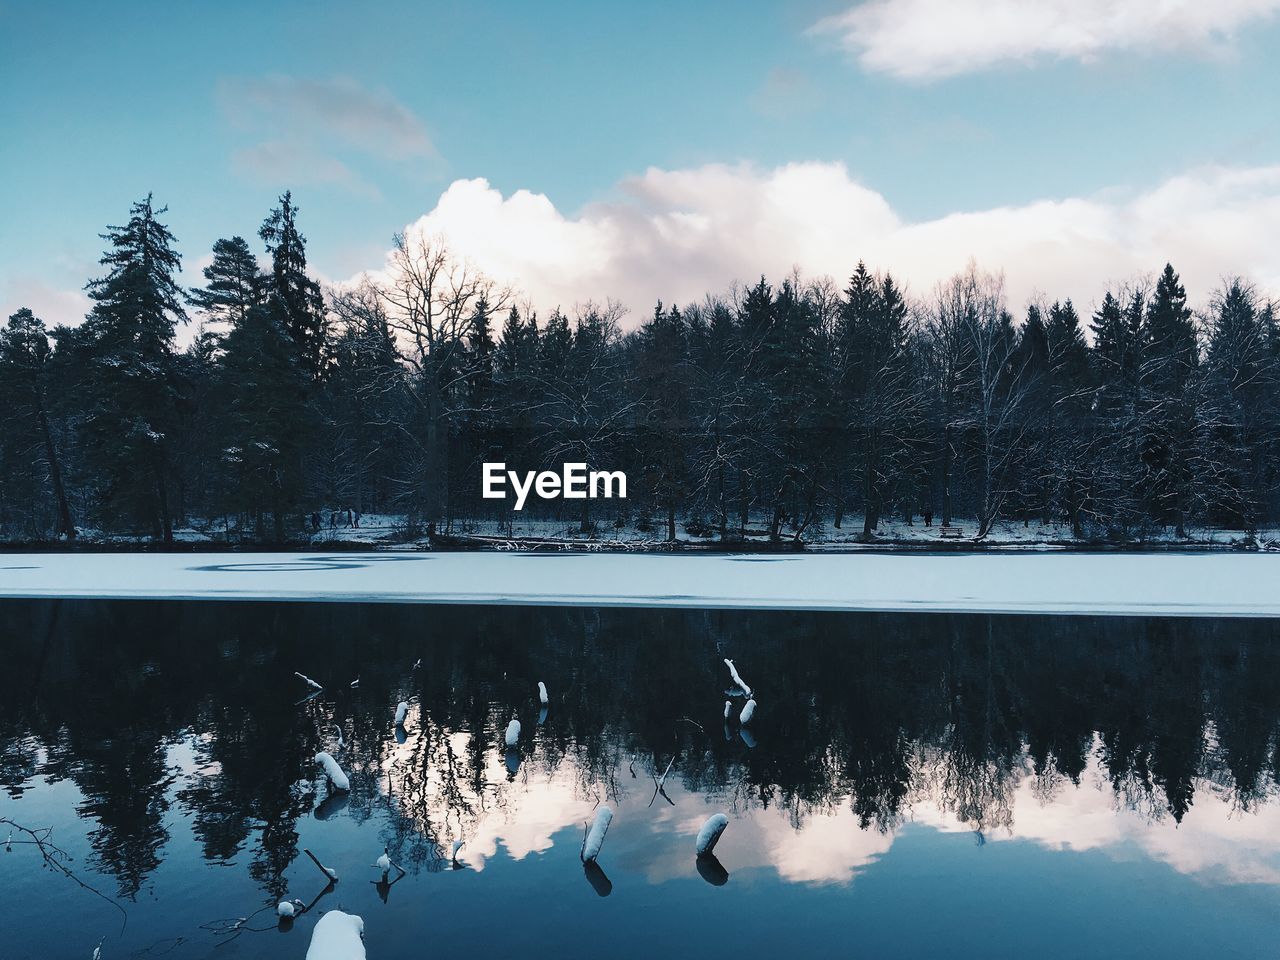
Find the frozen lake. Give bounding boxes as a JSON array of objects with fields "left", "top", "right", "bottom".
[
  {"left": 0, "top": 550, "right": 1276, "bottom": 616},
  {"left": 2, "top": 601, "right": 1280, "bottom": 959}
]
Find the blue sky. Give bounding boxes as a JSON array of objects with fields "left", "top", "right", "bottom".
[{"left": 4, "top": 0, "right": 1280, "bottom": 323}]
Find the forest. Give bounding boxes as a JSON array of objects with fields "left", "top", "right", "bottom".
[{"left": 1, "top": 191, "right": 1277, "bottom": 544}]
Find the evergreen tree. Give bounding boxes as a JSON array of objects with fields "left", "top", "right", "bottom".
[
  {"left": 79, "top": 194, "right": 188, "bottom": 540},
  {"left": 0, "top": 308, "right": 76, "bottom": 538},
  {"left": 188, "top": 236, "right": 262, "bottom": 333},
  {"left": 1140, "top": 264, "right": 1199, "bottom": 534},
  {"left": 217, "top": 302, "right": 309, "bottom": 540},
  {"left": 1203, "top": 281, "right": 1278, "bottom": 529},
  {"left": 260, "top": 192, "right": 327, "bottom": 379}
]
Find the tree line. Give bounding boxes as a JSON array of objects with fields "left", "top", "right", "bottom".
[{"left": 2, "top": 192, "right": 1278, "bottom": 543}]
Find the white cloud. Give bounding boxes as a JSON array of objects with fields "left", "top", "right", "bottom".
[
  {"left": 368, "top": 161, "right": 1280, "bottom": 323},
  {"left": 812, "top": 0, "right": 1280, "bottom": 79},
  {"left": 0, "top": 274, "right": 92, "bottom": 329}
]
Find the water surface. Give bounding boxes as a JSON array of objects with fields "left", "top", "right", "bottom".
[{"left": 2, "top": 601, "right": 1279, "bottom": 958}]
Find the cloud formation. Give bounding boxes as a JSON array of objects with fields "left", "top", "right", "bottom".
[
  {"left": 811, "top": 0, "right": 1280, "bottom": 79},
  {"left": 373, "top": 161, "right": 1280, "bottom": 323},
  {"left": 219, "top": 75, "right": 436, "bottom": 193}
]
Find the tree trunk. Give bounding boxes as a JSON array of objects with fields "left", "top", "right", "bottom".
[
  {"left": 941, "top": 423, "right": 954, "bottom": 527},
  {"left": 861, "top": 427, "right": 876, "bottom": 539},
  {"left": 36, "top": 400, "right": 74, "bottom": 539}
]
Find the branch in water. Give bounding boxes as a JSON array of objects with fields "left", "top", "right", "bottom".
[{"left": 0, "top": 817, "right": 128, "bottom": 930}]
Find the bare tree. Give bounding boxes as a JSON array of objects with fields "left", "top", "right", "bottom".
[{"left": 371, "top": 233, "right": 512, "bottom": 523}]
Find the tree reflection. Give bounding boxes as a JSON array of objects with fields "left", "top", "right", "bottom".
[{"left": 1, "top": 600, "right": 1279, "bottom": 899}]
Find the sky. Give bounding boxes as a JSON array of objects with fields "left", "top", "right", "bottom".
[{"left": 3, "top": 0, "right": 1280, "bottom": 329}]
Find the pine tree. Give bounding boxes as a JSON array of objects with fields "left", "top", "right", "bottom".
[
  {"left": 260, "top": 192, "right": 327, "bottom": 379},
  {"left": 79, "top": 194, "right": 188, "bottom": 540},
  {"left": 1203, "top": 280, "right": 1278, "bottom": 529},
  {"left": 0, "top": 308, "right": 76, "bottom": 538},
  {"left": 837, "top": 262, "right": 912, "bottom": 537},
  {"left": 637, "top": 303, "right": 693, "bottom": 540},
  {"left": 1140, "top": 264, "right": 1199, "bottom": 534},
  {"left": 217, "top": 302, "right": 309, "bottom": 541},
  {"left": 188, "top": 236, "right": 262, "bottom": 333}
]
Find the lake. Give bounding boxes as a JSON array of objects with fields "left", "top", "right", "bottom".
[{"left": 2, "top": 600, "right": 1279, "bottom": 958}]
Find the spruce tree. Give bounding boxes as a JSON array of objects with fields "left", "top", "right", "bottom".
[
  {"left": 0, "top": 308, "right": 76, "bottom": 538},
  {"left": 80, "top": 194, "right": 188, "bottom": 540},
  {"left": 260, "top": 192, "right": 327, "bottom": 378},
  {"left": 1140, "top": 264, "right": 1199, "bottom": 534},
  {"left": 217, "top": 302, "right": 308, "bottom": 540}
]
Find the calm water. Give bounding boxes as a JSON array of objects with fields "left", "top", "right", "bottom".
[{"left": 3, "top": 601, "right": 1280, "bottom": 959}]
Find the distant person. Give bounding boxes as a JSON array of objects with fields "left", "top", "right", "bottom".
[
  {"left": 329, "top": 511, "right": 338, "bottom": 529},
  {"left": 924, "top": 508, "right": 933, "bottom": 527},
  {"left": 354, "top": 510, "right": 361, "bottom": 529},
  {"left": 346, "top": 508, "right": 353, "bottom": 527}
]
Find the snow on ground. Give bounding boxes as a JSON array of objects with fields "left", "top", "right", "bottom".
[
  {"left": 0, "top": 551, "right": 1276, "bottom": 617},
  {"left": 23, "top": 513, "right": 1276, "bottom": 550}
]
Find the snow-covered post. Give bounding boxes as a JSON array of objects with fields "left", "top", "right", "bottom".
[
  {"left": 581, "top": 805, "right": 613, "bottom": 863},
  {"left": 394, "top": 701, "right": 409, "bottom": 727},
  {"left": 505, "top": 719, "right": 521, "bottom": 747},
  {"left": 538, "top": 681, "right": 549, "bottom": 704},
  {"left": 305, "top": 910, "right": 365, "bottom": 960},
  {"left": 740, "top": 699, "right": 757, "bottom": 725},
  {"left": 315, "top": 752, "right": 350, "bottom": 792},
  {"left": 724, "top": 659, "right": 751, "bottom": 697},
  {"left": 375, "top": 847, "right": 406, "bottom": 881},
  {"left": 723, "top": 700, "right": 732, "bottom": 720},
  {"left": 695, "top": 814, "right": 729, "bottom": 856}
]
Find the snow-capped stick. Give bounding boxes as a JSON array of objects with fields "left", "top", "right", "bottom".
[
  {"left": 305, "top": 910, "right": 366, "bottom": 960},
  {"left": 394, "top": 701, "right": 409, "bottom": 727},
  {"left": 724, "top": 659, "right": 751, "bottom": 697},
  {"left": 581, "top": 805, "right": 613, "bottom": 863},
  {"left": 331, "top": 724, "right": 345, "bottom": 749},
  {"left": 303, "top": 847, "right": 339, "bottom": 882},
  {"left": 740, "top": 699, "right": 757, "bottom": 725},
  {"left": 451, "top": 839, "right": 465, "bottom": 863},
  {"left": 295, "top": 671, "right": 323, "bottom": 691},
  {"left": 538, "top": 681, "right": 549, "bottom": 705},
  {"left": 505, "top": 719, "right": 521, "bottom": 747},
  {"left": 696, "top": 813, "right": 729, "bottom": 855},
  {"left": 656, "top": 755, "right": 675, "bottom": 789},
  {"left": 315, "top": 752, "right": 350, "bottom": 792},
  {"left": 723, "top": 700, "right": 732, "bottom": 720}
]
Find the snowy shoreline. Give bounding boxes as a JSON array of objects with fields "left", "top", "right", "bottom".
[{"left": 0, "top": 551, "right": 1276, "bottom": 618}]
